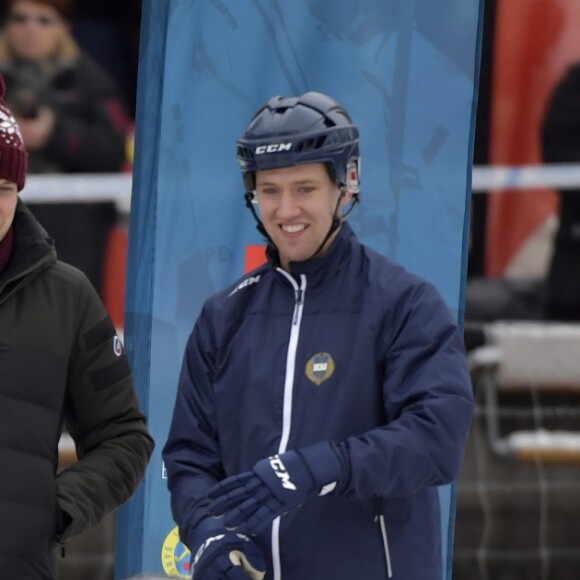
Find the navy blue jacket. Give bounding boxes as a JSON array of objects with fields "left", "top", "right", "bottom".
[{"left": 163, "top": 223, "right": 474, "bottom": 579}]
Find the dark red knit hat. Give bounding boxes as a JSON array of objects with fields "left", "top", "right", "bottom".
[{"left": 0, "top": 74, "right": 27, "bottom": 191}]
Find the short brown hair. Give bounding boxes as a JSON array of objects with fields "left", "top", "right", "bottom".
[{"left": 7, "top": 0, "right": 74, "bottom": 21}]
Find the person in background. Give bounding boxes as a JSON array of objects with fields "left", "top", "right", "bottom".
[
  {"left": 163, "top": 92, "right": 474, "bottom": 579},
  {"left": 541, "top": 62, "right": 580, "bottom": 321},
  {"left": 0, "top": 74, "right": 153, "bottom": 579},
  {"left": 0, "top": 0, "right": 132, "bottom": 295},
  {"left": 72, "top": 0, "right": 142, "bottom": 117}
]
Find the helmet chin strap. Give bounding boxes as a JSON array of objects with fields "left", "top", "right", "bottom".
[
  {"left": 245, "top": 192, "right": 271, "bottom": 242},
  {"left": 306, "top": 189, "right": 345, "bottom": 261}
]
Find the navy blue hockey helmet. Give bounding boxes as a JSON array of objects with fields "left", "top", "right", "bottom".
[{"left": 237, "top": 91, "right": 360, "bottom": 195}]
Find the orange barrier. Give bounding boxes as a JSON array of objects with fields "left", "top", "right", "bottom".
[
  {"left": 102, "top": 224, "right": 129, "bottom": 329},
  {"left": 245, "top": 244, "right": 267, "bottom": 273}
]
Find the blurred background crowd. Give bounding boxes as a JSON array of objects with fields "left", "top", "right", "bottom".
[{"left": 0, "top": 0, "right": 140, "bottom": 329}]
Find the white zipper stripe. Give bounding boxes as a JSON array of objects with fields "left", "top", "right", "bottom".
[
  {"left": 379, "top": 515, "right": 393, "bottom": 578},
  {"left": 271, "top": 518, "right": 281, "bottom": 580},
  {"left": 278, "top": 272, "right": 305, "bottom": 455},
  {"left": 272, "top": 271, "right": 306, "bottom": 580}
]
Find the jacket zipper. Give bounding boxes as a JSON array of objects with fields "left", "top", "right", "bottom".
[
  {"left": 378, "top": 514, "right": 393, "bottom": 578},
  {"left": 271, "top": 270, "right": 307, "bottom": 580}
]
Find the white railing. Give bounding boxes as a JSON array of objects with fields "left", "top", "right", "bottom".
[
  {"left": 20, "top": 173, "right": 133, "bottom": 212},
  {"left": 18, "top": 164, "right": 580, "bottom": 210},
  {"left": 471, "top": 163, "right": 580, "bottom": 192}
]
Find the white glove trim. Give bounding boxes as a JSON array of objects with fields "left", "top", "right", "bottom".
[{"left": 229, "top": 549, "right": 266, "bottom": 579}]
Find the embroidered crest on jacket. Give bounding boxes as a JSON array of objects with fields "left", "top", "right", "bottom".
[{"left": 305, "top": 352, "right": 335, "bottom": 385}]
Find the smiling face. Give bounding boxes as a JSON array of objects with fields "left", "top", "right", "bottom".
[
  {"left": 254, "top": 162, "right": 352, "bottom": 271},
  {"left": 0, "top": 179, "right": 18, "bottom": 242}
]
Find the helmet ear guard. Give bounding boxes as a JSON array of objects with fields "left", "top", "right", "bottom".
[
  {"left": 345, "top": 158, "right": 360, "bottom": 196},
  {"left": 242, "top": 171, "right": 257, "bottom": 200},
  {"left": 244, "top": 190, "right": 256, "bottom": 207}
]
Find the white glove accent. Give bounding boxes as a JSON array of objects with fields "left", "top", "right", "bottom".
[{"left": 229, "top": 550, "right": 266, "bottom": 579}]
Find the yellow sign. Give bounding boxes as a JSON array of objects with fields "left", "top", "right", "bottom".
[{"left": 161, "top": 526, "right": 191, "bottom": 578}]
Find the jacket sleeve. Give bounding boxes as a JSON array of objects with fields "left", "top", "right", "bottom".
[
  {"left": 339, "top": 279, "right": 474, "bottom": 499},
  {"left": 56, "top": 276, "right": 154, "bottom": 540},
  {"left": 162, "top": 306, "right": 224, "bottom": 549},
  {"left": 44, "top": 56, "right": 129, "bottom": 173}
]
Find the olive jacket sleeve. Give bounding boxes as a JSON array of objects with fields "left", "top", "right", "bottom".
[{"left": 56, "top": 273, "right": 154, "bottom": 540}]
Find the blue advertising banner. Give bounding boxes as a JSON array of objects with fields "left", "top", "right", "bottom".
[{"left": 117, "top": 1, "right": 483, "bottom": 578}]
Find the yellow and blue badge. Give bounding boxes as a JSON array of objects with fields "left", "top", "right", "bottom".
[
  {"left": 305, "top": 352, "right": 335, "bottom": 385},
  {"left": 161, "top": 526, "right": 191, "bottom": 578}
]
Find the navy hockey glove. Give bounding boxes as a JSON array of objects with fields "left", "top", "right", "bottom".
[
  {"left": 207, "top": 441, "right": 345, "bottom": 534},
  {"left": 189, "top": 517, "right": 266, "bottom": 580}
]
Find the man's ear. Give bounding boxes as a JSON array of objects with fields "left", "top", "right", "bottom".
[{"left": 339, "top": 187, "right": 353, "bottom": 206}]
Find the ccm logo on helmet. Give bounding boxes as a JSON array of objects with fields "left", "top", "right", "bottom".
[{"left": 255, "top": 143, "right": 292, "bottom": 154}]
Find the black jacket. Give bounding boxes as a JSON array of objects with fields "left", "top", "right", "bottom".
[
  {"left": 0, "top": 201, "right": 154, "bottom": 579},
  {"left": 542, "top": 63, "right": 580, "bottom": 319}
]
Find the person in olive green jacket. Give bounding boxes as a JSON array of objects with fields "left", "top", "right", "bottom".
[{"left": 0, "top": 72, "right": 154, "bottom": 580}]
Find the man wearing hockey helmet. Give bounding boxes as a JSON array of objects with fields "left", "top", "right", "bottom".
[
  {"left": 164, "top": 91, "right": 473, "bottom": 580},
  {"left": 238, "top": 92, "right": 360, "bottom": 272}
]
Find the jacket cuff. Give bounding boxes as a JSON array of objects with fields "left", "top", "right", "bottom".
[{"left": 332, "top": 441, "right": 352, "bottom": 495}]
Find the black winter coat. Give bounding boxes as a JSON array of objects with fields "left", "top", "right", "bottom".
[{"left": 0, "top": 201, "right": 154, "bottom": 579}]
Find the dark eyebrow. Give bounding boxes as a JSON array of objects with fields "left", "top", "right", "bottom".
[{"left": 257, "top": 178, "right": 320, "bottom": 187}]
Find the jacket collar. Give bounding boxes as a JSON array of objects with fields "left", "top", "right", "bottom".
[
  {"left": 267, "top": 222, "right": 355, "bottom": 290},
  {"left": 0, "top": 199, "right": 56, "bottom": 297},
  {"left": 0, "top": 225, "right": 13, "bottom": 273}
]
